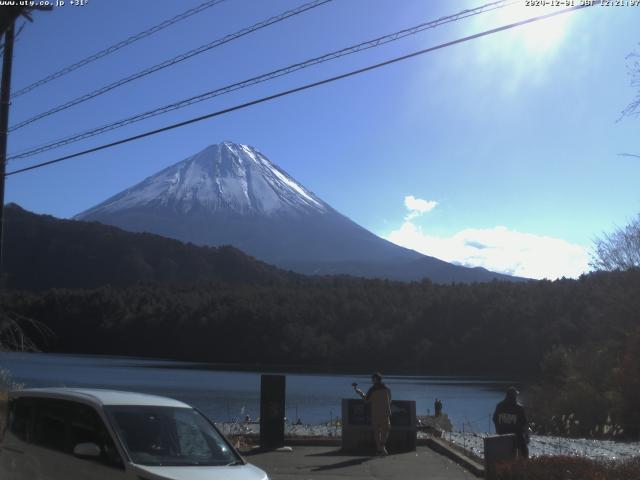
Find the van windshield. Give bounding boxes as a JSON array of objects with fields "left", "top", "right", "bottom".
[{"left": 105, "top": 406, "right": 239, "bottom": 467}]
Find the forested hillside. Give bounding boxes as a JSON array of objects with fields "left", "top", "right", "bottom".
[
  {"left": 2, "top": 204, "right": 298, "bottom": 290},
  {"left": 3, "top": 269, "right": 638, "bottom": 377}
]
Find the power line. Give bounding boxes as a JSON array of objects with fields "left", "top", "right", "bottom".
[
  {"left": 0, "top": 21, "right": 26, "bottom": 55},
  {"left": 9, "top": 0, "right": 334, "bottom": 132},
  {"left": 8, "top": 0, "right": 512, "bottom": 161},
  {"left": 5, "top": 2, "right": 594, "bottom": 178},
  {"left": 10, "top": 0, "right": 228, "bottom": 99},
  {"left": 8, "top": 1, "right": 508, "bottom": 158}
]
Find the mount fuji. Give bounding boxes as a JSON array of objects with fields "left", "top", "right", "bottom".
[{"left": 75, "top": 141, "right": 516, "bottom": 283}]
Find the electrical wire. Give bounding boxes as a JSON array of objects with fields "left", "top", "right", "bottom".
[
  {"left": 8, "top": 0, "right": 511, "bottom": 161},
  {"left": 0, "top": 21, "right": 27, "bottom": 55},
  {"left": 9, "top": 0, "right": 334, "bottom": 132},
  {"left": 4, "top": 2, "right": 595, "bottom": 177},
  {"left": 10, "top": 0, "right": 228, "bottom": 98}
]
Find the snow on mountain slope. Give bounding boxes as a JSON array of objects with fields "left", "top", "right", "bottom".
[{"left": 78, "top": 142, "right": 326, "bottom": 218}]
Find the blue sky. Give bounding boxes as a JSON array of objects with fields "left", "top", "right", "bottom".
[{"left": 4, "top": 0, "right": 639, "bottom": 279}]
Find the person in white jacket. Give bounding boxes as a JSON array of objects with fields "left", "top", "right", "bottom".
[{"left": 354, "top": 372, "right": 392, "bottom": 455}]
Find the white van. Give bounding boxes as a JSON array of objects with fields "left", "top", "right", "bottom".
[{"left": 0, "top": 388, "right": 269, "bottom": 480}]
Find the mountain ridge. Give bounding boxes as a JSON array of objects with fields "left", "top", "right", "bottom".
[
  {"left": 75, "top": 141, "right": 521, "bottom": 283},
  {"left": 2, "top": 203, "right": 298, "bottom": 291}
]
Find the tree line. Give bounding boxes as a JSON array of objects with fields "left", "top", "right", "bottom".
[{"left": 2, "top": 268, "right": 639, "bottom": 437}]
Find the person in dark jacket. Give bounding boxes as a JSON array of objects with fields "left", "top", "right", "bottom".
[{"left": 492, "top": 387, "right": 529, "bottom": 458}]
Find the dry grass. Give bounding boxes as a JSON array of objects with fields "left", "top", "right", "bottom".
[
  {"left": 0, "top": 308, "right": 49, "bottom": 431},
  {"left": 229, "top": 433, "right": 257, "bottom": 451},
  {"left": 495, "top": 456, "right": 640, "bottom": 480}
]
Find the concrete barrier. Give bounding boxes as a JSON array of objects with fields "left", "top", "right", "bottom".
[
  {"left": 425, "top": 436, "right": 484, "bottom": 477},
  {"left": 483, "top": 434, "right": 516, "bottom": 480}
]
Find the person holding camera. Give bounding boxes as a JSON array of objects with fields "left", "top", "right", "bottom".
[{"left": 353, "top": 372, "right": 392, "bottom": 455}]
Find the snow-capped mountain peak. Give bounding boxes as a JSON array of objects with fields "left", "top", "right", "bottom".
[
  {"left": 74, "top": 141, "right": 517, "bottom": 283},
  {"left": 78, "top": 142, "right": 327, "bottom": 217}
]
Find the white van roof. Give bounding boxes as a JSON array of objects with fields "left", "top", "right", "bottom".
[{"left": 10, "top": 388, "right": 191, "bottom": 409}]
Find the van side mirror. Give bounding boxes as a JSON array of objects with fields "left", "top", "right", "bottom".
[{"left": 73, "top": 442, "right": 101, "bottom": 458}]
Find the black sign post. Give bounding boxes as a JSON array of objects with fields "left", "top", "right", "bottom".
[{"left": 259, "top": 374, "right": 286, "bottom": 449}]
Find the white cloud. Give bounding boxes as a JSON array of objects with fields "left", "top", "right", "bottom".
[
  {"left": 385, "top": 221, "right": 590, "bottom": 280},
  {"left": 405, "top": 195, "right": 437, "bottom": 213},
  {"left": 404, "top": 195, "right": 437, "bottom": 221}
]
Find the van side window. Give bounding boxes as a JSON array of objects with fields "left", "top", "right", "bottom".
[
  {"left": 31, "top": 399, "right": 68, "bottom": 452},
  {"left": 68, "top": 402, "right": 124, "bottom": 469},
  {"left": 8, "top": 398, "right": 34, "bottom": 442}
]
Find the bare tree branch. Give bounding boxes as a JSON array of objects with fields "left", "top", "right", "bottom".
[
  {"left": 621, "top": 47, "right": 640, "bottom": 118},
  {"left": 590, "top": 214, "right": 640, "bottom": 271},
  {"left": 0, "top": 310, "right": 54, "bottom": 352}
]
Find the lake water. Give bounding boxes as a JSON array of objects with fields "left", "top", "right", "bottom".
[{"left": 0, "top": 352, "right": 515, "bottom": 432}]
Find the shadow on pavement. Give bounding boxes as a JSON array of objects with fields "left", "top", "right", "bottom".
[
  {"left": 305, "top": 448, "right": 371, "bottom": 457},
  {"left": 311, "top": 457, "right": 374, "bottom": 471}
]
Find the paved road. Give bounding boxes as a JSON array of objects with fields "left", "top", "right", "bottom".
[{"left": 245, "top": 446, "right": 477, "bottom": 480}]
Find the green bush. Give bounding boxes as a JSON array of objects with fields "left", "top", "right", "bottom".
[{"left": 495, "top": 456, "right": 640, "bottom": 480}]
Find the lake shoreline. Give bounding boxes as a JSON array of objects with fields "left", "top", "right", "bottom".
[
  {"left": 17, "top": 350, "right": 526, "bottom": 380},
  {"left": 0, "top": 351, "right": 522, "bottom": 431}
]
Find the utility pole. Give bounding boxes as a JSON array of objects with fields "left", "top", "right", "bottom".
[
  {"left": 0, "top": 6, "right": 51, "bottom": 287},
  {"left": 0, "top": 20, "right": 15, "bottom": 286}
]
